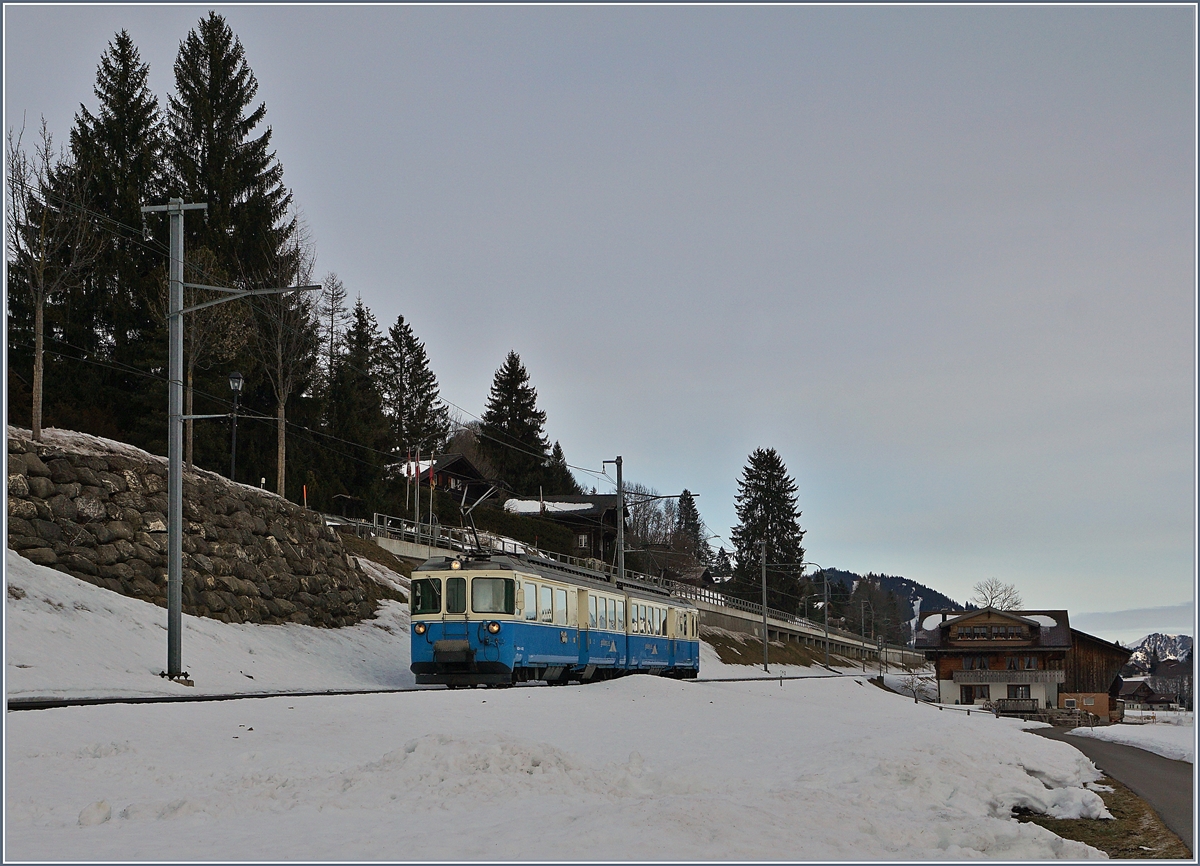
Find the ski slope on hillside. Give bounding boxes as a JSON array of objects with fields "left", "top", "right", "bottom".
[{"left": 6, "top": 551, "right": 1111, "bottom": 859}]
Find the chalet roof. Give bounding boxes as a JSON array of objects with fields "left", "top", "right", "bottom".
[
  {"left": 430, "top": 453, "right": 487, "bottom": 480},
  {"left": 502, "top": 494, "right": 624, "bottom": 522},
  {"left": 914, "top": 608, "right": 1072, "bottom": 650},
  {"left": 1120, "top": 680, "right": 1155, "bottom": 696}
]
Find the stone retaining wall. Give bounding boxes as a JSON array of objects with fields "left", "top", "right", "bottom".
[{"left": 6, "top": 429, "right": 400, "bottom": 627}]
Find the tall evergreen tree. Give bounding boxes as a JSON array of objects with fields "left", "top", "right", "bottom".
[
  {"left": 326, "top": 298, "right": 390, "bottom": 501},
  {"left": 69, "top": 30, "right": 167, "bottom": 445},
  {"left": 380, "top": 314, "right": 451, "bottom": 458},
  {"left": 675, "top": 489, "right": 711, "bottom": 564},
  {"left": 166, "top": 11, "right": 293, "bottom": 282},
  {"left": 544, "top": 440, "right": 582, "bottom": 495},
  {"left": 728, "top": 448, "right": 807, "bottom": 613},
  {"left": 478, "top": 351, "right": 550, "bottom": 495}
]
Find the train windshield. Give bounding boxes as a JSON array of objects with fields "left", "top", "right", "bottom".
[
  {"left": 472, "top": 577, "right": 515, "bottom": 614},
  {"left": 411, "top": 578, "right": 442, "bottom": 615}
]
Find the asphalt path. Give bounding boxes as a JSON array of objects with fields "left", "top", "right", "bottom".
[{"left": 1031, "top": 727, "right": 1194, "bottom": 852}]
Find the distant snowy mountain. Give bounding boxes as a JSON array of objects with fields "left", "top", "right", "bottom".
[{"left": 1124, "top": 633, "right": 1193, "bottom": 674}]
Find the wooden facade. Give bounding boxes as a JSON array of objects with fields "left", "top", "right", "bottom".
[{"left": 916, "top": 608, "right": 1131, "bottom": 722}]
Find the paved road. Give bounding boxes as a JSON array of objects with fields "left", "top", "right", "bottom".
[{"left": 1031, "top": 727, "right": 1193, "bottom": 852}]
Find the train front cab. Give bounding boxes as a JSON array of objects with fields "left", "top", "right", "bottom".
[{"left": 410, "top": 558, "right": 520, "bottom": 686}]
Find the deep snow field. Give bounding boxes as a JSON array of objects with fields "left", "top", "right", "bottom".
[
  {"left": 1068, "top": 712, "right": 1195, "bottom": 763},
  {"left": 6, "top": 550, "right": 1115, "bottom": 860}
]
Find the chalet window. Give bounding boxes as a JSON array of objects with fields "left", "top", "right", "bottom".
[
  {"left": 1065, "top": 698, "right": 1077, "bottom": 709},
  {"left": 963, "top": 656, "right": 988, "bottom": 670},
  {"left": 577, "top": 533, "right": 589, "bottom": 549},
  {"left": 1083, "top": 697, "right": 1095, "bottom": 706},
  {"left": 1007, "top": 626, "right": 1021, "bottom": 638},
  {"left": 1007, "top": 685, "right": 1031, "bottom": 699},
  {"left": 1024, "top": 656, "right": 1037, "bottom": 670},
  {"left": 1006, "top": 656, "right": 1019, "bottom": 670}
]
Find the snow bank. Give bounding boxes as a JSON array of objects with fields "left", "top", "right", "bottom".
[
  {"left": 5, "top": 549, "right": 415, "bottom": 699},
  {"left": 6, "top": 553, "right": 1110, "bottom": 859},
  {"left": 1068, "top": 718, "right": 1195, "bottom": 763}
]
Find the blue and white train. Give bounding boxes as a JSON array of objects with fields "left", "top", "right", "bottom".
[{"left": 409, "top": 553, "right": 701, "bottom": 687}]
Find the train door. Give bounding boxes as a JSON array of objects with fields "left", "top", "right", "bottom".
[
  {"left": 443, "top": 575, "right": 468, "bottom": 640},
  {"left": 577, "top": 589, "right": 590, "bottom": 667},
  {"left": 667, "top": 608, "right": 678, "bottom": 669}
]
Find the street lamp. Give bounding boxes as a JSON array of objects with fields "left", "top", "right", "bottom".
[{"left": 228, "top": 371, "right": 243, "bottom": 482}]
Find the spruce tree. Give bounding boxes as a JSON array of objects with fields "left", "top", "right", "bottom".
[
  {"left": 326, "top": 299, "right": 390, "bottom": 502},
  {"left": 728, "top": 448, "right": 806, "bottom": 613},
  {"left": 68, "top": 30, "right": 167, "bottom": 445},
  {"left": 675, "top": 489, "right": 711, "bottom": 564},
  {"left": 544, "top": 440, "right": 582, "bottom": 495},
  {"left": 166, "top": 11, "right": 293, "bottom": 281},
  {"left": 380, "top": 314, "right": 451, "bottom": 458},
  {"left": 478, "top": 351, "right": 550, "bottom": 495}
]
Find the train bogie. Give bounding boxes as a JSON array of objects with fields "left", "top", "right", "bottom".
[{"left": 409, "top": 554, "right": 700, "bottom": 687}]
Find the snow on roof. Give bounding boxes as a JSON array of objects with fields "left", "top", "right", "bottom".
[
  {"left": 1027, "top": 614, "right": 1058, "bottom": 628},
  {"left": 504, "top": 500, "right": 592, "bottom": 514}
]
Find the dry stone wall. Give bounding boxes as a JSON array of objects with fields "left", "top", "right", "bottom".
[{"left": 6, "top": 429, "right": 400, "bottom": 627}]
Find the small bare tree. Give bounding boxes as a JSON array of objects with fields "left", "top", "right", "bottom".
[
  {"left": 5, "top": 118, "right": 102, "bottom": 440},
  {"left": 246, "top": 217, "right": 319, "bottom": 498},
  {"left": 970, "top": 578, "right": 1023, "bottom": 610}
]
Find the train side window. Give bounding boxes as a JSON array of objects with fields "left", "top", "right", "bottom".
[
  {"left": 616, "top": 600, "right": 625, "bottom": 632},
  {"left": 540, "top": 585, "right": 553, "bottom": 623},
  {"left": 524, "top": 582, "right": 537, "bottom": 620},
  {"left": 652, "top": 607, "right": 660, "bottom": 636},
  {"left": 589, "top": 595, "right": 598, "bottom": 629},
  {"left": 597, "top": 597, "right": 606, "bottom": 630},
  {"left": 411, "top": 578, "right": 442, "bottom": 615},
  {"left": 554, "top": 588, "right": 568, "bottom": 626},
  {"left": 640, "top": 605, "right": 648, "bottom": 634},
  {"left": 446, "top": 577, "right": 466, "bottom": 614},
  {"left": 606, "top": 598, "right": 616, "bottom": 632}
]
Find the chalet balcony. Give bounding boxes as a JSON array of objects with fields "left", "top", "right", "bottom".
[{"left": 951, "top": 670, "right": 1065, "bottom": 685}]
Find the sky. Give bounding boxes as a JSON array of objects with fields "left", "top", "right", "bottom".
[{"left": 3, "top": 5, "right": 1195, "bottom": 623}]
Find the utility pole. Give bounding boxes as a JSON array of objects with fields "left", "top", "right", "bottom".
[
  {"left": 820, "top": 566, "right": 830, "bottom": 666},
  {"left": 602, "top": 457, "right": 625, "bottom": 584},
  {"left": 760, "top": 539, "right": 769, "bottom": 672},
  {"left": 141, "top": 197, "right": 319, "bottom": 682}
]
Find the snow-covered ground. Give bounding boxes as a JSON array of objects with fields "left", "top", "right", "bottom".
[
  {"left": 6, "top": 550, "right": 1115, "bottom": 859},
  {"left": 1068, "top": 714, "right": 1195, "bottom": 763}
]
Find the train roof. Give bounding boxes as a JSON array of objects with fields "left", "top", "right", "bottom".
[{"left": 413, "top": 553, "right": 693, "bottom": 607}]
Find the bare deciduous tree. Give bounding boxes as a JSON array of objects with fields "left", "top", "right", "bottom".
[
  {"left": 246, "top": 215, "right": 319, "bottom": 498},
  {"left": 970, "top": 578, "right": 1023, "bottom": 610},
  {"left": 6, "top": 118, "right": 102, "bottom": 440}
]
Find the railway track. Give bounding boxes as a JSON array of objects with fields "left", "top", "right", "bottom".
[{"left": 6, "top": 669, "right": 864, "bottom": 712}]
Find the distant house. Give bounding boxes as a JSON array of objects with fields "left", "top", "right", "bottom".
[
  {"left": 915, "top": 607, "right": 1131, "bottom": 722},
  {"left": 502, "top": 495, "right": 625, "bottom": 563},
  {"left": 389, "top": 453, "right": 493, "bottom": 503},
  {"left": 1118, "top": 679, "right": 1155, "bottom": 709}
]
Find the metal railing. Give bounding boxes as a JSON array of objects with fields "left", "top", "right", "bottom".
[{"left": 337, "top": 511, "right": 914, "bottom": 656}]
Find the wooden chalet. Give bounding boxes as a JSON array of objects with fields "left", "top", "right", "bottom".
[
  {"left": 502, "top": 495, "right": 625, "bottom": 563},
  {"left": 391, "top": 453, "right": 493, "bottom": 502},
  {"left": 915, "top": 607, "right": 1131, "bottom": 722}
]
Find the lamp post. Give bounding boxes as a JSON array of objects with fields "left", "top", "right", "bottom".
[
  {"left": 228, "top": 371, "right": 243, "bottom": 482},
  {"left": 860, "top": 599, "right": 875, "bottom": 673}
]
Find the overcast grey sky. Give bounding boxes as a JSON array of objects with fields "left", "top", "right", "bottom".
[{"left": 4, "top": 5, "right": 1195, "bottom": 631}]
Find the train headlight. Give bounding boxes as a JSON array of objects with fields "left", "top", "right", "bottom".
[
  {"left": 414, "top": 622, "right": 427, "bottom": 635},
  {"left": 487, "top": 621, "right": 501, "bottom": 634}
]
